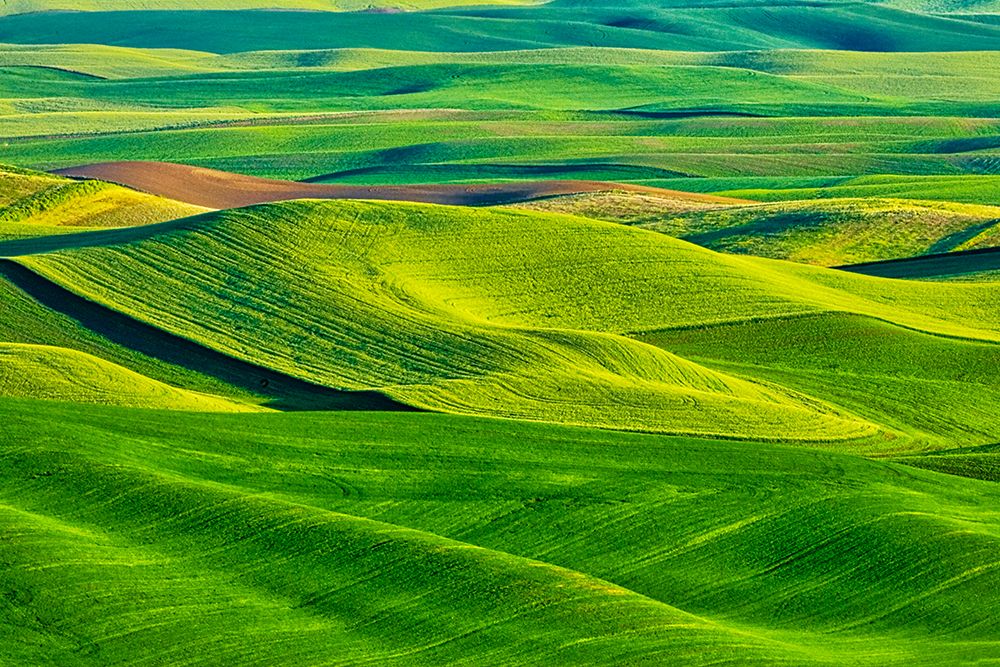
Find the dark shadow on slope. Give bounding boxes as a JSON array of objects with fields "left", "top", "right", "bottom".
[
  {"left": 838, "top": 245, "right": 1000, "bottom": 279},
  {"left": 0, "top": 260, "right": 418, "bottom": 412},
  {"left": 893, "top": 442, "right": 1000, "bottom": 483},
  {"left": 928, "top": 219, "right": 1000, "bottom": 254}
]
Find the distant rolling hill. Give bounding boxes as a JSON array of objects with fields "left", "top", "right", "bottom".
[
  {"left": 2, "top": 3, "right": 1000, "bottom": 53},
  {"left": 519, "top": 192, "right": 1000, "bottom": 265},
  {"left": 840, "top": 244, "right": 1000, "bottom": 279},
  {"left": 4, "top": 46, "right": 1000, "bottom": 185},
  {"left": 52, "top": 162, "right": 1000, "bottom": 268}
]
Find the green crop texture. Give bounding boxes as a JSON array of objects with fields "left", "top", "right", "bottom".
[
  {"left": 3, "top": 400, "right": 1000, "bottom": 665},
  {"left": 1, "top": 198, "right": 998, "bottom": 452},
  {"left": 519, "top": 193, "right": 1000, "bottom": 265},
  {"left": 0, "top": 166, "right": 206, "bottom": 241},
  {"left": 3, "top": 1, "right": 1000, "bottom": 663},
  {"left": 0, "top": 343, "right": 258, "bottom": 410}
]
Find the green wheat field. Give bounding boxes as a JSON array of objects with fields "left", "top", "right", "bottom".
[{"left": 2, "top": 1, "right": 1000, "bottom": 664}]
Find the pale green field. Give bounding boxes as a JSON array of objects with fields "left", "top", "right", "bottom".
[
  {"left": 0, "top": 343, "right": 258, "bottom": 410},
  {"left": 0, "top": 166, "right": 206, "bottom": 239}
]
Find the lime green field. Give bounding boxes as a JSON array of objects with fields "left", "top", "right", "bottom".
[{"left": 2, "top": 0, "right": 1000, "bottom": 664}]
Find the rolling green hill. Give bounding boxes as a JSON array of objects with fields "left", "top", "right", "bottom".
[
  {"left": 3, "top": 399, "right": 1000, "bottom": 665},
  {"left": 2, "top": 198, "right": 999, "bottom": 450},
  {"left": 0, "top": 201, "right": 877, "bottom": 442},
  {"left": 642, "top": 312, "right": 1000, "bottom": 449},
  {"left": 3, "top": 1, "right": 1000, "bottom": 663},
  {"left": 0, "top": 165, "right": 205, "bottom": 240},
  {"left": 0, "top": 343, "right": 258, "bottom": 410},
  {"left": 519, "top": 193, "right": 1000, "bottom": 265}
]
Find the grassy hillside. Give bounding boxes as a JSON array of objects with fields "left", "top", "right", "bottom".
[
  {"left": 1, "top": 199, "right": 999, "bottom": 450},
  {"left": 0, "top": 343, "right": 258, "bottom": 411},
  {"left": 642, "top": 312, "right": 1000, "bottom": 449},
  {"left": 0, "top": 252, "right": 418, "bottom": 411},
  {"left": 1, "top": 202, "right": 878, "bottom": 442},
  {"left": 3, "top": 399, "right": 1000, "bottom": 664},
  {"left": 0, "top": 165, "right": 205, "bottom": 240},
  {"left": 520, "top": 193, "right": 1000, "bottom": 265}
]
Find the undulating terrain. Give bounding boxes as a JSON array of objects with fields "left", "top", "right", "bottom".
[{"left": 2, "top": 1, "right": 1000, "bottom": 664}]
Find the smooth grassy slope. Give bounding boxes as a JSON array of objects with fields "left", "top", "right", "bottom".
[
  {"left": 0, "top": 165, "right": 205, "bottom": 241},
  {"left": 6, "top": 199, "right": 1000, "bottom": 449},
  {"left": 641, "top": 313, "right": 1000, "bottom": 451},
  {"left": 4, "top": 399, "right": 1000, "bottom": 664},
  {"left": 519, "top": 193, "right": 1000, "bottom": 265},
  {"left": 0, "top": 343, "right": 257, "bottom": 411},
  {"left": 0, "top": 202, "right": 880, "bottom": 443}
]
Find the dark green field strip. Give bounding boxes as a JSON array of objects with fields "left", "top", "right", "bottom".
[
  {"left": 712, "top": 174, "right": 1000, "bottom": 206},
  {"left": 3, "top": 399, "right": 1000, "bottom": 663},
  {"left": 839, "top": 245, "right": 1000, "bottom": 279},
  {"left": 7, "top": 115, "right": 1000, "bottom": 182},
  {"left": 303, "top": 161, "right": 688, "bottom": 184},
  {"left": 0, "top": 259, "right": 410, "bottom": 411},
  {"left": 2, "top": 3, "right": 1000, "bottom": 53},
  {"left": 894, "top": 442, "right": 1000, "bottom": 482}
]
